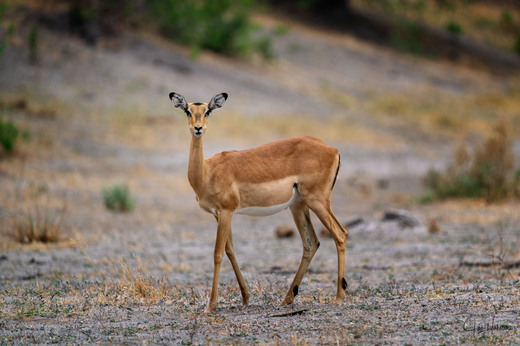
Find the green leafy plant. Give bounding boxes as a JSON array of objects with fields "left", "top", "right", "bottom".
[
  {"left": 422, "top": 120, "right": 518, "bottom": 202},
  {"left": 0, "top": 117, "right": 19, "bottom": 154},
  {"left": 445, "top": 20, "right": 463, "bottom": 35},
  {"left": 514, "top": 34, "right": 520, "bottom": 57},
  {"left": 390, "top": 19, "right": 425, "bottom": 56},
  {"left": 103, "top": 184, "right": 135, "bottom": 212},
  {"left": 149, "top": 0, "right": 272, "bottom": 58},
  {"left": 501, "top": 10, "right": 514, "bottom": 26},
  {"left": 0, "top": 4, "right": 7, "bottom": 55}
]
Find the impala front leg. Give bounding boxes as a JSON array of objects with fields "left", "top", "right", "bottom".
[
  {"left": 225, "top": 232, "right": 250, "bottom": 306},
  {"left": 213, "top": 215, "right": 250, "bottom": 307},
  {"left": 208, "top": 209, "right": 233, "bottom": 312}
]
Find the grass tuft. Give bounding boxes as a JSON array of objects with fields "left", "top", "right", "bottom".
[
  {"left": 117, "top": 260, "right": 173, "bottom": 303},
  {"left": 8, "top": 204, "right": 67, "bottom": 244}
]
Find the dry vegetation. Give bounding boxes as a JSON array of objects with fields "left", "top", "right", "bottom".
[
  {"left": 423, "top": 119, "right": 520, "bottom": 202},
  {"left": 353, "top": 0, "right": 520, "bottom": 55}
]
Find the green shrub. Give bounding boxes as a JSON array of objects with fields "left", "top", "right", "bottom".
[
  {"left": 0, "top": 3, "right": 10, "bottom": 55},
  {"left": 103, "top": 184, "right": 135, "bottom": 212},
  {"left": 0, "top": 117, "right": 19, "bottom": 154},
  {"left": 501, "top": 10, "right": 514, "bottom": 26},
  {"left": 390, "top": 19, "right": 425, "bottom": 56},
  {"left": 149, "top": 0, "right": 271, "bottom": 58},
  {"left": 514, "top": 34, "right": 520, "bottom": 57},
  {"left": 62, "top": 0, "right": 273, "bottom": 58},
  {"left": 422, "top": 120, "right": 518, "bottom": 202},
  {"left": 445, "top": 20, "right": 463, "bottom": 35}
]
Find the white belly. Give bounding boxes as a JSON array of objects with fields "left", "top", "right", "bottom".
[{"left": 235, "top": 186, "right": 301, "bottom": 217}]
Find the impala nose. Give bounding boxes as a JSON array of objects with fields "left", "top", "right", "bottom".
[{"left": 194, "top": 126, "right": 203, "bottom": 135}]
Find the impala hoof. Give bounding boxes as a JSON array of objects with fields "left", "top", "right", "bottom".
[
  {"left": 280, "top": 295, "right": 293, "bottom": 306},
  {"left": 334, "top": 291, "right": 346, "bottom": 304},
  {"left": 280, "top": 299, "right": 292, "bottom": 306},
  {"left": 281, "top": 284, "right": 299, "bottom": 306},
  {"left": 242, "top": 295, "right": 250, "bottom": 306}
]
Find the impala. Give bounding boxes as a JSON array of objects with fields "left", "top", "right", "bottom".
[{"left": 169, "top": 92, "right": 348, "bottom": 311}]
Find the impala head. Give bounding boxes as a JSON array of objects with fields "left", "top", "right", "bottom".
[{"left": 169, "top": 92, "right": 228, "bottom": 137}]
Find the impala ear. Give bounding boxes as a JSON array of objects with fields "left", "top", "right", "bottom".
[
  {"left": 169, "top": 92, "right": 188, "bottom": 112},
  {"left": 208, "top": 93, "right": 228, "bottom": 112}
]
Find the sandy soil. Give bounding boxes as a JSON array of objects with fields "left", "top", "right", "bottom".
[{"left": 1, "top": 13, "right": 520, "bottom": 344}]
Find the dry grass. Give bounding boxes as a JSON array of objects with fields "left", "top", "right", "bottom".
[
  {"left": 107, "top": 102, "right": 183, "bottom": 149},
  {"left": 1, "top": 265, "right": 519, "bottom": 344},
  {"left": 421, "top": 199, "right": 520, "bottom": 226},
  {"left": 1, "top": 182, "right": 68, "bottom": 245},
  {"left": 368, "top": 86, "right": 520, "bottom": 138},
  {"left": 147, "top": 83, "right": 520, "bottom": 147},
  {"left": 0, "top": 92, "right": 66, "bottom": 120},
  {"left": 8, "top": 205, "right": 66, "bottom": 244},
  {"left": 352, "top": 0, "right": 520, "bottom": 54},
  {"left": 210, "top": 112, "right": 405, "bottom": 149},
  {"left": 106, "top": 81, "right": 520, "bottom": 152},
  {"left": 116, "top": 259, "right": 173, "bottom": 303}
]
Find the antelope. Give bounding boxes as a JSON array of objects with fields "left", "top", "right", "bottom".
[{"left": 169, "top": 92, "right": 348, "bottom": 311}]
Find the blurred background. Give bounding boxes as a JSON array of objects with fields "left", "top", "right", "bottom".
[
  {"left": 1, "top": 0, "right": 519, "bottom": 233},
  {"left": 1, "top": 0, "right": 520, "bottom": 254}
]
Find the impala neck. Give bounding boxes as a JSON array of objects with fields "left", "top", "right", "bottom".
[{"left": 188, "top": 135, "right": 206, "bottom": 193}]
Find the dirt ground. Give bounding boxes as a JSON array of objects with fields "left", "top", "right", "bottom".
[{"left": 1, "top": 13, "right": 520, "bottom": 344}]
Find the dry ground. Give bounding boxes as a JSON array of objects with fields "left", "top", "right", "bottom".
[{"left": 1, "top": 12, "right": 520, "bottom": 344}]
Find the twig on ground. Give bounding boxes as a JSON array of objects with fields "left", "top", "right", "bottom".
[{"left": 271, "top": 308, "right": 308, "bottom": 317}]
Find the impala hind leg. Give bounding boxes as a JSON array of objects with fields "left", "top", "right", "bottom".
[
  {"left": 208, "top": 210, "right": 233, "bottom": 312},
  {"left": 308, "top": 202, "right": 348, "bottom": 303},
  {"left": 281, "top": 200, "right": 320, "bottom": 306}
]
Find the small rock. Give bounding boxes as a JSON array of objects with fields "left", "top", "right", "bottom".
[
  {"left": 344, "top": 216, "right": 364, "bottom": 229},
  {"left": 275, "top": 224, "right": 295, "bottom": 238},
  {"left": 377, "top": 179, "right": 389, "bottom": 189},
  {"left": 382, "top": 209, "right": 421, "bottom": 228},
  {"left": 28, "top": 258, "right": 45, "bottom": 265},
  {"left": 428, "top": 218, "right": 441, "bottom": 234}
]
